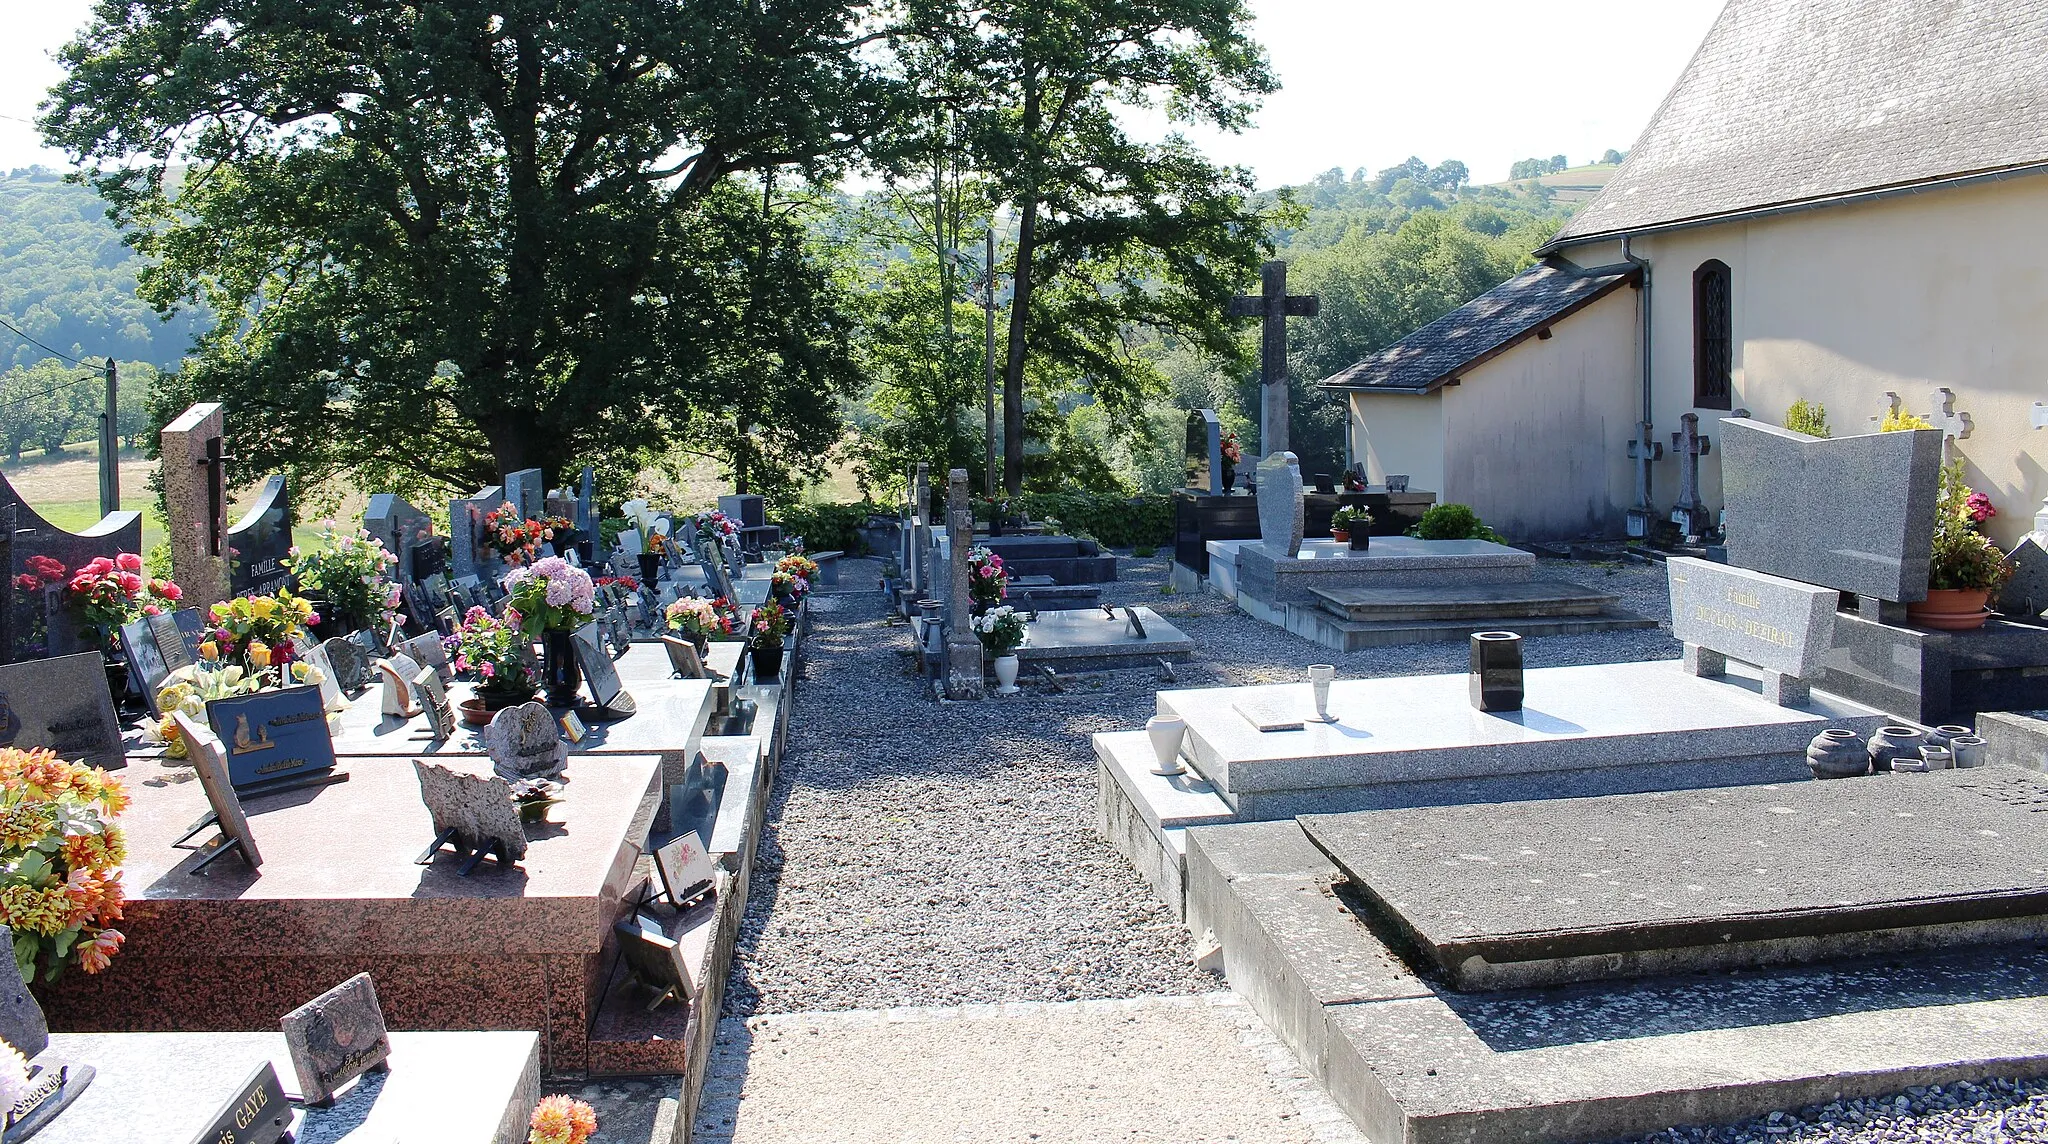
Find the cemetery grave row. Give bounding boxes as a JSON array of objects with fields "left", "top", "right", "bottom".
[{"left": 0, "top": 402, "right": 831, "bottom": 1142}]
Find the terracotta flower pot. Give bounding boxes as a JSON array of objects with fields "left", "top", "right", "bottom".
[
  {"left": 1330, "top": 527, "right": 1351, "bottom": 543},
  {"left": 1906, "top": 588, "right": 1992, "bottom": 631}
]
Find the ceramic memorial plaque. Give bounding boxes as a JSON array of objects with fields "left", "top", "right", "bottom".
[
  {"left": 204, "top": 685, "right": 338, "bottom": 791},
  {"left": 662, "top": 636, "right": 708, "bottom": 679},
  {"left": 1255, "top": 452, "right": 1305, "bottom": 557},
  {"left": 320, "top": 636, "right": 370, "bottom": 694},
  {"left": 0, "top": 652, "right": 124, "bottom": 770},
  {"left": 375, "top": 653, "right": 423, "bottom": 717},
  {"left": 280, "top": 972, "right": 391, "bottom": 1105},
  {"left": 170, "top": 712, "right": 262, "bottom": 869},
  {"left": 413, "top": 759, "right": 528, "bottom": 864},
  {"left": 655, "top": 830, "right": 717, "bottom": 905},
  {"left": 404, "top": 632, "right": 454, "bottom": 682},
  {"left": 412, "top": 668, "right": 456, "bottom": 742},
  {"left": 483, "top": 701, "right": 567, "bottom": 779},
  {"left": 570, "top": 621, "right": 630, "bottom": 712},
  {"left": 299, "top": 640, "right": 346, "bottom": 713}
]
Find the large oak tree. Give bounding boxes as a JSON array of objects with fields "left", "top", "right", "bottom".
[{"left": 41, "top": 0, "right": 896, "bottom": 494}]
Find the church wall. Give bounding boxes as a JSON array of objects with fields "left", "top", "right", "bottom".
[
  {"left": 1438, "top": 285, "right": 1640, "bottom": 540},
  {"left": 1347, "top": 390, "right": 1444, "bottom": 498},
  {"left": 1622, "top": 171, "right": 2048, "bottom": 546}
]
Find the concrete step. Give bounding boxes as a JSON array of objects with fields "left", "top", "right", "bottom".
[
  {"left": 1297, "top": 605, "right": 1657, "bottom": 652},
  {"left": 1311, "top": 579, "right": 1621, "bottom": 623}
]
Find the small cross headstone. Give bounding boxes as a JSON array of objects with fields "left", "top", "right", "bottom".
[
  {"left": 280, "top": 972, "right": 391, "bottom": 1106},
  {"left": 1928, "top": 387, "right": 1972, "bottom": 454},
  {"left": 1226, "top": 261, "right": 1319, "bottom": 457},
  {"left": 1668, "top": 412, "right": 1713, "bottom": 537},
  {"left": 484, "top": 701, "right": 567, "bottom": 779}
]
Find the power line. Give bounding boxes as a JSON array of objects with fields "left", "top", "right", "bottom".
[
  {"left": 0, "top": 370, "right": 100, "bottom": 414},
  {"left": 0, "top": 317, "right": 91, "bottom": 367}
]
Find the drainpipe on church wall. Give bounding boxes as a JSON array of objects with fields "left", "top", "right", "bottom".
[{"left": 1621, "top": 235, "right": 1660, "bottom": 539}]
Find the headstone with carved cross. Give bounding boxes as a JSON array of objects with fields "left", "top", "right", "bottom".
[
  {"left": 1668, "top": 412, "right": 1713, "bottom": 538},
  {"left": 1927, "top": 387, "right": 1972, "bottom": 456},
  {"left": 161, "top": 402, "right": 234, "bottom": 610},
  {"left": 943, "top": 469, "right": 984, "bottom": 700},
  {"left": 1227, "top": 261, "right": 1319, "bottom": 458}
]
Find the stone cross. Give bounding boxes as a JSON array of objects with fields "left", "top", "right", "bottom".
[
  {"left": 160, "top": 401, "right": 234, "bottom": 610},
  {"left": 1928, "top": 387, "right": 1972, "bottom": 455},
  {"left": 1227, "top": 261, "right": 1319, "bottom": 457},
  {"left": 943, "top": 469, "right": 984, "bottom": 700},
  {"left": 1668, "top": 412, "right": 1713, "bottom": 538}
]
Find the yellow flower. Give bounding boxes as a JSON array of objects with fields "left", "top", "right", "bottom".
[
  {"left": 252, "top": 597, "right": 277, "bottom": 620},
  {"left": 248, "top": 644, "right": 272, "bottom": 668},
  {"left": 198, "top": 642, "right": 219, "bottom": 662}
]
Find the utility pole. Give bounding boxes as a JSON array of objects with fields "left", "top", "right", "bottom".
[
  {"left": 97, "top": 359, "right": 118, "bottom": 516},
  {"left": 983, "top": 226, "right": 997, "bottom": 499}
]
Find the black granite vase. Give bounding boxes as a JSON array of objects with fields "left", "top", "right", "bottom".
[
  {"left": 1468, "top": 631, "right": 1523, "bottom": 712},
  {"left": 542, "top": 629, "right": 582, "bottom": 707}
]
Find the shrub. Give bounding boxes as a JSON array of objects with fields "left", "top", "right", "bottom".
[
  {"left": 1784, "top": 400, "right": 1830, "bottom": 438},
  {"left": 776, "top": 501, "right": 879, "bottom": 556},
  {"left": 1013, "top": 493, "right": 1173, "bottom": 549},
  {"left": 1409, "top": 503, "right": 1505, "bottom": 543}
]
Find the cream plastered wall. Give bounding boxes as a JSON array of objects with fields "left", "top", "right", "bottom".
[
  {"left": 1564, "top": 172, "right": 2048, "bottom": 547},
  {"left": 1342, "top": 286, "right": 1638, "bottom": 540},
  {"left": 1437, "top": 285, "right": 1640, "bottom": 539},
  {"left": 1347, "top": 389, "right": 1445, "bottom": 496}
]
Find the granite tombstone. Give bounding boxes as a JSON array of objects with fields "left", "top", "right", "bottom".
[
  {"left": 159, "top": 402, "right": 233, "bottom": 610},
  {"left": 319, "top": 636, "right": 370, "bottom": 694},
  {"left": 0, "top": 652, "right": 124, "bottom": 770},
  {"left": 1255, "top": 451, "right": 1305, "bottom": 557},
  {"left": 502, "top": 468, "right": 545, "bottom": 523},
  {"left": 226, "top": 474, "right": 294, "bottom": 597},
  {"left": 413, "top": 760, "right": 527, "bottom": 870},
  {"left": 1184, "top": 408, "right": 1224, "bottom": 496},
  {"left": 169, "top": 712, "right": 263, "bottom": 870},
  {"left": 279, "top": 972, "right": 391, "bottom": 1106}
]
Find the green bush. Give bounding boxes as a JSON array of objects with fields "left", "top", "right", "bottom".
[
  {"left": 776, "top": 501, "right": 881, "bottom": 555},
  {"left": 1409, "top": 503, "right": 1504, "bottom": 543},
  {"left": 597, "top": 516, "right": 628, "bottom": 551},
  {"left": 1014, "top": 493, "right": 1173, "bottom": 549},
  {"left": 1784, "top": 399, "right": 1830, "bottom": 438}
]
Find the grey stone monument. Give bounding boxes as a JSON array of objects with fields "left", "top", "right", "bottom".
[
  {"left": 160, "top": 401, "right": 233, "bottom": 610},
  {"left": 2002, "top": 536, "right": 2048, "bottom": 618},
  {"left": 1227, "top": 261, "right": 1319, "bottom": 457},
  {"left": 483, "top": 701, "right": 567, "bottom": 779},
  {"left": 1668, "top": 412, "right": 1712, "bottom": 538},
  {"left": 1256, "top": 452, "right": 1305, "bottom": 557},
  {"left": 943, "top": 469, "right": 984, "bottom": 700},
  {"left": 228, "top": 473, "right": 294, "bottom": 597},
  {"left": 363, "top": 494, "right": 434, "bottom": 583},
  {"left": 447, "top": 485, "right": 503, "bottom": 583},
  {"left": 1719, "top": 418, "right": 1941, "bottom": 602},
  {"left": 502, "top": 468, "right": 545, "bottom": 522},
  {"left": 1667, "top": 556, "right": 1837, "bottom": 706},
  {"left": 0, "top": 652, "right": 125, "bottom": 770},
  {"left": 576, "top": 466, "right": 596, "bottom": 535}
]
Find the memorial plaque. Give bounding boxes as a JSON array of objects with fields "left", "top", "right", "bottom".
[
  {"left": 1667, "top": 557, "right": 1838, "bottom": 678},
  {"left": 319, "top": 636, "right": 370, "bottom": 694},
  {"left": 412, "top": 668, "right": 456, "bottom": 742},
  {"left": 189, "top": 1061, "right": 293, "bottom": 1144},
  {"left": 119, "top": 616, "right": 172, "bottom": 716},
  {"left": 570, "top": 621, "right": 628, "bottom": 710},
  {"left": 483, "top": 701, "right": 566, "bottom": 779},
  {"left": 375, "top": 653, "right": 423, "bottom": 717},
  {"left": 662, "top": 636, "right": 708, "bottom": 679},
  {"left": 204, "top": 685, "right": 337, "bottom": 791},
  {"left": 148, "top": 608, "right": 206, "bottom": 671},
  {"left": 0, "top": 925, "right": 47, "bottom": 1058},
  {"left": 1233, "top": 696, "right": 1305, "bottom": 733},
  {"left": 655, "top": 830, "right": 717, "bottom": 905},
  {"left": 1719, "top": 418, "right": 1941, "bottom": 602},
  {"left": 0, "top": 652, "right": 124, "bottom": 770},
  {"left": 1255, "top": 452, "right": 1305, "bottom": 557},
  {"left": 403, "top": 632, "right": 454, "bottom": 683},
  {"left": 413, "top": 760, "right": 527, "bottom": 865},
  {"left": 299, "top": 640, "right": 346, "bottom": 713},
  {"left": 280, "top": 972, "right": 391, "bottom": 1106},
  {"left": 170, "top": 712, "right": 262, "bottom": 870},
  {"left": 613, "top": 912, "right": 694, "bottom": 1005}
]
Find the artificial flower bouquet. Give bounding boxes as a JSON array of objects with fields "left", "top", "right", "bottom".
[
  {"left": 64, "top": 553, "right": 181, "bottom": 648},
  {"left": 203, "top": 589, "right": 317, "bottom": 675},
  {"left": 0, "top": 746, "right": 128, "bottom": 982},
  {"left": 283, "top": 524, "right": 400, "bottom": 632},
  {"left": 971, "top": 605, "right": 1025, "bottom": 656},
  {"left": 965, "top": 546, "right": 1007, "bottom": 607},
  {"left": 503, "top": 556, "right": 596, "bottom": 636}
]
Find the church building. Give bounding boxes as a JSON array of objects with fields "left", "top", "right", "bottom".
[{"left": 1320, "top": 0, "right": 2048, "bottom": 544}]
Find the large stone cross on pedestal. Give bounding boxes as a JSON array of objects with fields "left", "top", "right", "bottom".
[
  {"left": 160, "top": 401, "right": 234, "bottom": 610},
  {"left": 1668, "top": 412, "right": 1713, "bottom": 538},
  {"left": 942, "top": 469, "right": 985, "bottom": 700},
  {"left": 1228, "top": 260, "right": 1319, "bottom": 457}
]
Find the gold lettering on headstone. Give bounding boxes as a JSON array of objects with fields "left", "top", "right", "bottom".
[
  {"left": 235, "top": 1081, "right": 268, "bottom": 1128},
  {"left": 1689, "top": 604, "right": 1795, "bottom": 648}
]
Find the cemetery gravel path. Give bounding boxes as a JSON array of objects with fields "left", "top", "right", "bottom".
[{"left": 705, "top": 554, "right": 2045, "bottom": 1143}]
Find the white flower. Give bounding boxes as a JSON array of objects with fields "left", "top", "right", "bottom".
[{"left": 0, "top": 1039, "right": 30, "bottom": 1114}]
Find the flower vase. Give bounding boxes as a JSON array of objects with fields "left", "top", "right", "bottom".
[
  {"left": 1866, "top": 725, "right": 1925, "bottom": 772},
  {"left": 751, "top": 642, "right": 784, "bottom": 682},
  {"left": 992, "top": 654, "right": 1020, "bottom": 694},
  {"left": 1220, "top": 462, "right": 1235, "bottom": 492},
  {"left": 1468, "top": 631, "right": 1524, "bottom": 712},
  {"left": 1348, "top": 530, "right": 1371, "bottom": 551},
  {"left": 1145, "top": 715, "right": 1187, "bottom": 776},
  {"left": 637, "top": 553, "right": 662, "bottom": 586},
  {"left": 542, "top": 629, "right": 582, "bottom": 707},
  {"left": 1804, "top": 728, "right": 1867, "bottom": 779}
]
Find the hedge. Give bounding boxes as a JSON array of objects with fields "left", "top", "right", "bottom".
[
  {"left": 775, "top": 501, "right": 883, "bottom": 555},
  {"left": 998, "top": 493, "right": 1174, "bottom": 550}
]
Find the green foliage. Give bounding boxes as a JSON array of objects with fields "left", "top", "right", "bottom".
[
  {"left": 1929, "top": 459, "right": 2011, "bottom": 593},
  {"left": 0, "top": 170, "right": 208, "bottom": 371},
  {"left": 1012, "top": 493, "right": 1174, "bottom": 549},
  {"left": 597, "top": 518, "right": 628, "bottom": 552},
  {"left": 776, "top": 501, "right": 880, "bottom": 556},
  {"left": 0, "top": 358, "right": 159, "bottom": 462},
  {"left": 46, "top": 0, "right": 891, "bottom": 496},
  {"left": 1409, "top": 503, "right": 1505, "bottom": 543},
  {"left": 1784, "top": 400, "right": 1831, "bottom": 438}
]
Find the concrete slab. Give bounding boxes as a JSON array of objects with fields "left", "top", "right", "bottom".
[
  {"left": 1237, "top": 589, "right": 1655, "bottom": 652},
  {"left": 1188, "top": 815, "right": 2048, "bottom": 1144},
  {"left": 1977, "top": 709, "right": 2048, "bottom": 772},
  {"left": 1158, "top": 660, "right": 1889, "bottom": 816},
  {"left": 1238, "top": 538, "right": 1535, "bottom": 608},
  {"left": 1302, "top": 766, "right": 2048, "bottom": 990},
  {"left": 1312, "top": 581, "right": 1619, "bottom": 623},
  {"left": 1014, "top": 605, "right": 1194, "bottom": 672},
  {"left": 1096, "top": 732, "right": 1237, "bottom": 917}
]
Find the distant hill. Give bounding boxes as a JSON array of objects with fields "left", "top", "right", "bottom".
[
  {"left": 1489, "top": 162, "right": 1619, "bottom": 204},
  {"left": 0, "top": 167, "right": 210, "bottom": 370}
]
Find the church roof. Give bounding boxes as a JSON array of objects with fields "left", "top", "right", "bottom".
[
  {"left": 1316, "top": 260, "right": 1636, "bottom": 394},
  {"left": 1546, "top": 0, "right": 2048, "bottom": 249}
]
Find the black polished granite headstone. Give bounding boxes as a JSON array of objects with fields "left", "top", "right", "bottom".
[
  {"left": 227, "top": 473, "right": 295, "bottom": 597},
  {"left": 1719, "top": 418, "right": 1941, "bottom": 602},
  {"left": 1301, "top": 765, "right": 2048, "bottom": 990}
]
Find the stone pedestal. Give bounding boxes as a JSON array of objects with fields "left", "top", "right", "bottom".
[
  {"left": 942, "top": 470, "right": 984, "bottom": 700},
  {"left": 158, "top": 402, "right": 232, "bottom": 610}
]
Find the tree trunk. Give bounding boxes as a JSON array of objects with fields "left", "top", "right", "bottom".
[{"left": 1001, "top": 189, "right": 1038, "bottom": 497}]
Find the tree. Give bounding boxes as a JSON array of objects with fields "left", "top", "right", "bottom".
[
  {"left": 1426, "top": 160, "right": 1468, "bottom": 192},
  {"left": 1600, "top": 148, "right": 1625, "bottom": 165},
  {"left": 1549, "top": 154, "right": 1570, "bottom": 173},
  {"left": 913, "top": 0, "right": 1282, "bottom": 495},
  {"left": 43, "top": 0, "right": 896, "bottom": 494}
]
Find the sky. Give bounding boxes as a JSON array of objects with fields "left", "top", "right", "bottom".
[{"left": 0, "top": 0, "right": 1726, "bottom": 187}]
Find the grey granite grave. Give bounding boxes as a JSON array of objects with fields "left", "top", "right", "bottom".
[
  {"left": 227, "top": 473, "right": 294, "bottom": 597},
  {"left": 943, "top": 470, "right": 984, "bottom": 700},
  {"left": 1013, "top": 606, "right": 1194, "bottom": 673},
  {"left": 2002, "top": 534, "right": 2048, "bottom": 617},
  {"left": 502, "top": 468, "right": 545, "bottom": 522},
  {"left": 0, "top": 651, "right": 125, "bottom": 769},
  {"left": 280, "top": 972, "right": 391, "bottom": 1105},
  {"left": 483, "top": 701, "right": 567, "bottom": 779},
  {"left": 447, "top": 485, "right": 503, "bottom": 583},
  {"left": 414, "top": 759, "right": 528, "bottom": 863},
  {"left": 1719, "top": 418, "right": 1941, "bottom": 601},
  {"left": 1301, "top": 765, "right": 2048, "bottom": 990},
  {"left": 1668, "top": 555, "right": 1838, "bottom": 704},
  {"left": 1255, "top": 451, "right": 1304, "bottom": 557},
  {"left": 1182, "top": 818, "right": 2048, "bottom": 1144},
  {"left": 363, "top": 493, "right": 435, "bottom": 582}
]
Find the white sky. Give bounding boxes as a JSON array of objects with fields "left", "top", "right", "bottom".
[{"left": 1, "top": 0, "right": 1725, "bottom": 186}]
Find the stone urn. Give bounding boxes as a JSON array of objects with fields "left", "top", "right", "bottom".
[
  {"left": 991, "top": 654, "right": 1020, "bottom": 695},
  {"left": 1925, "top": 725, "right": 1972, "bottom": 751},
  {"left": 1146, "top": 715, "right": 1187, "bottom": 777},
  {"left": 1949, "top": 735, "right": 1988, "bottom": 768},
  {"left": 1805, "top": 728, "right": 1867, "bottom": 779},
  {"left": 1866, "top": 725, "right": 1926, "bottom": 773}
]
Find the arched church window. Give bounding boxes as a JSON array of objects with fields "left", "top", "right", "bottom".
[{"left": 1692, "top": 260, "right": 1732, "bottom": 410}]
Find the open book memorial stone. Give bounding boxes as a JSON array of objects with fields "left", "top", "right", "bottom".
[{"left": 0, "top": 652, "right": 125, "bottom": 771}]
